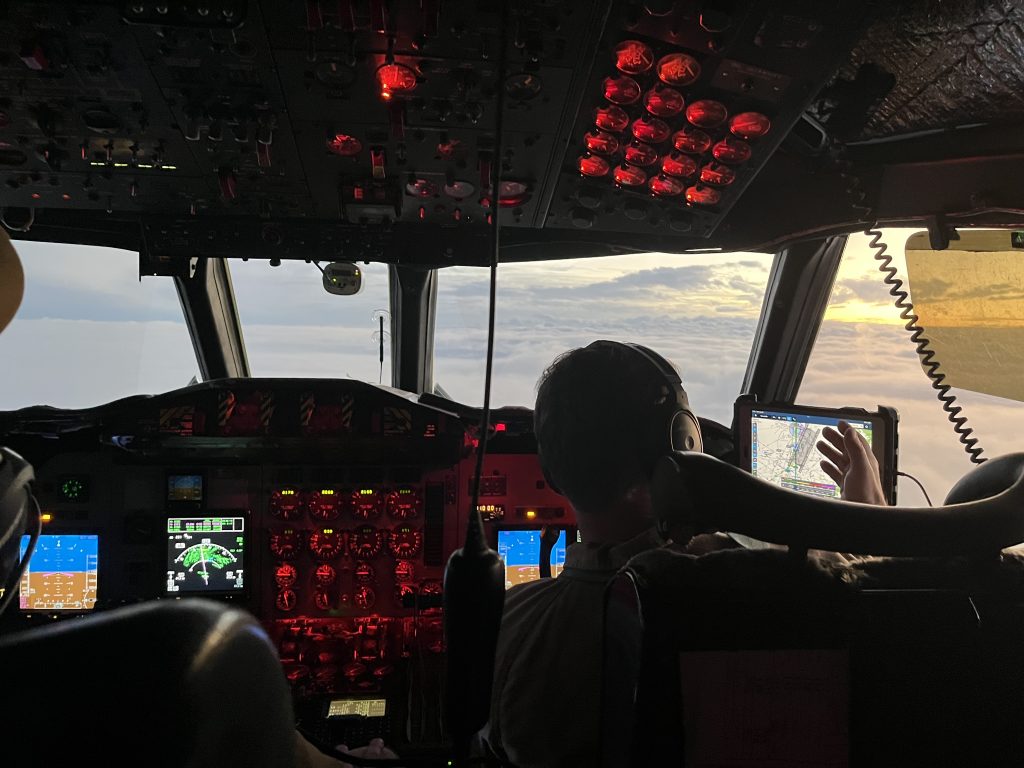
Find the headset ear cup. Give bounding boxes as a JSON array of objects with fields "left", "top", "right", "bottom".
[{"left": 672, "top": 410, "right": 703, "bottom": 453}]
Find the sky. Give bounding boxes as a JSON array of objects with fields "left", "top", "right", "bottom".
[{"left": 0, "top": 228, "right": 1021, "bottom": 505}]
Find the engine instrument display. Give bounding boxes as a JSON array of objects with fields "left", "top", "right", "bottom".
[
  {"left": 351, "top": 489, "right": 382, "bottom": 520},
  {"left": 308, "top": 489, "right": 341, "bottom": 521},
  {"left": 270, "top": 488, "right": 304, "bottom": 520},
  {"left": 269, "top": 528, "right": 305, "bottom": 559},
  {"left": 166, "top": 517, "right": 245, "bottom": 593},
  {"left": 387, "top": 524, "right": 423, "bottom": 558},
  {"left": 309, "top": 528, "right": 345, "bottom": 560},
  {"left": 350, "top": 525, "right": 383, "bottom": 558},
  {"left": 19, "top": 534, "right": 99, "bottom": 611}
]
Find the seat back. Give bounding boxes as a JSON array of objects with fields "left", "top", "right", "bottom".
[
  {"left": 0, "top": 599, "right": 298, "bottom": 768},
  {"left": 601, "top": 547, "right": 1024, "bottom": 767}
]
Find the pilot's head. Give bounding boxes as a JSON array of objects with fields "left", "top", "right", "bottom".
[{"left": 534, "top": 340, "right": 700, "bottom": 542}]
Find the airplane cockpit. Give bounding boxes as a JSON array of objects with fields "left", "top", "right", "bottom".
[{"left": 2, "top": 1, "right": 1024, "bottom": 766}]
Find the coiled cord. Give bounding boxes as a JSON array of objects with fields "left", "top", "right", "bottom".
[{"left": 866, "top": 227, "right": 986, "bottom": 464}]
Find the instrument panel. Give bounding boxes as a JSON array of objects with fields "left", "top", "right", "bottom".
[{"left": 0, "top": 379, "right": 571, "bottom": 748}]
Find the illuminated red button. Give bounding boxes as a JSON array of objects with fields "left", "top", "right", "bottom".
[
  {"left": 577, "top": 154, "right": 610, "bottom": 177},
  {"left": 656, "top": 52, "right": 702, "bottom": 86},
  {"left": 699, "top": 162, "right": 735, "bottom": 185},
  {"left": 595, "top": 105, "right": 630, "bottom": 133},
  {"left": 661, "top": 152, "right": 697, "bottom": 178},
  {"left": 712, "top": 137, "right": 752, "bottom": 164},
  {"left": 672, "top": 127, "right": 712, "bottom": 154},
  {"left": 644, "top": 86, "right": 685, "bottom": 117},
  {"left": 624, "top": 142, "right": 658, "bottom": 167},
  {"left": 686, "top": 99, "right": 728, "bottom": 128},
  {"left": 584, "top": 130, "right": 621, "bottom": 155},
  {"left": 376, "top": 63, "right": 418, "bottom": 100},
  {"left": 327, "top": 134, "right": 362, "bottom": 157},
  {"left": 613, "top": 164, "right": 647, "bottom": 187},
  {"left": 686, "top": 185, "right": 721, "bottom": 205},
  {"left": 603, "top": 75, "right": 641, "bottom": 105},
  {"left": 729, "top": 111, "right": 772, "bottom": 139},
  {"left": 614, "top": 40, "right": 655, "bottom": 74},
  {"left": 631, "top": 116, "right": 670, "bottom": 144},
  {"left": 649, "top": 175, "right": 686, "bottom": 197}
]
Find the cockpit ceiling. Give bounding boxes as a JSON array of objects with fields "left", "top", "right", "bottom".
[
  {"left": 820, "top": 0, "right": 1024, "bottom": 142},
  {"left": 3, "top": 0, "right": 1024, "bottom": 263}
]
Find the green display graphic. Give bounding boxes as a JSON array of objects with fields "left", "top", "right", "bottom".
[{"left": 166, "top": 516, "right": 245, "bottom": 593}]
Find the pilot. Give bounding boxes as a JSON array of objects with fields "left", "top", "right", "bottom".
[{"left": 479, "top": 340, "right": 885, "bottom": 767}]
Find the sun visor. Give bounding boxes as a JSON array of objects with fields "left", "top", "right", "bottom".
[
  {"left": 0, "top": 228, "right": 25, "bottom": 334},
  {"left": 905, "top": 230, "right": 1024, "bottom": 403}
]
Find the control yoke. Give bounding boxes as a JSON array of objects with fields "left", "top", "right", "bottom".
[{"left": 653, "top": 452, "right": 1024, "bottom": 558}]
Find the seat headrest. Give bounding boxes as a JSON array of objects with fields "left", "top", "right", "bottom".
[{"left": 0, "top": 228, "right": 24, "bottom": 334}]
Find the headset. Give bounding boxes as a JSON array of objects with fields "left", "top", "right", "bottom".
[
  {"left": 540, "top": 341, "right": 703, "bottom": 495},
  {"left": 0, "top": 446, "right": 41, "bottom": 617}
]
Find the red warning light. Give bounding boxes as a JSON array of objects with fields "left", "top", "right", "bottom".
[
  {"left": 595, "top": 105, "right": 630, "bottom": 133},
  {"left": 613, "top": 164, "right": 647, "bottom": 187},
  {"left": 644, "top": 86, "right": 685, "bottom": 118},
  {"left": 661, "top": 152, "right": 697, "bottom": 178},
  {"left": 437, "top": 138, "right": 462, "bottom": 159},
  {"left": 603, "top": 75, "right": 642, "bottom": 105},
  {"left": 327, "top": 134, "right": 363, "bottom": 157},
  {"left": 624, "top": 142, "right": 659, "bottom": 167},
  {"left": 699, "top": 162, "right": 736, "bottom": 186},
  {"left": 729, "top": 111, "right": 772, "bottom": 140},
  {"left": 672, "top": 127, "right": 712, "bottom": 155},
  {"left": 584, "top": 130, "right": 621, "bottom": 155},
  {"left": 578, "top": 154, "right": 610, "bottom": 177},
  {"left": 686, "top": 185, "right": 721, "bottom": 205},
  {"left": 656, "top": 53, "right": 702, "bottom": 87},
  {"left": 614, "top": 40, "right": 655, "bottom": 75},
  {"left": 631, "top": 116, "right": 670, "bottom": 144},
  {"left": 686, "top": 100, "right": 728, "bottom": 128},
  {"left": 712, "top": 138, "right": 752, "bottom": 164},
  {"left": 376, "top": 63, "right": 418, "bottom": 100},
  {"left": 649, "top": 175, "right": 686, "bottom": 197}
]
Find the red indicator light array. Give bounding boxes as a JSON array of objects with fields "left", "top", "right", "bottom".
[
  {"left": 656, "top": 53, "right": 701, "bottom": 87},
  {"left": 613, "top": 164, "right": 647, "bottom": 187},
  {"left": 578, "top": 154, "right": 610, "bottom": 177},
  {"left": 712, "top": 138, "right": 752, "bottom": 164},
  {"left": 585, "top": 131, "right": 621, "bottom": 155},
  {"left": 729, "top": 112, "right": 772, "bottom": 139},
  {"left": 686, "top": 185, "right": 721, "bottom": 205},
  {"left": 649, "top": 175, "right": 687, "bottom": 197},
  {"left": 699, "top": 162, "right": 736, "bottom": 186},
  {"left": 672, "top": 127, "right": 711, "bottom": 154},
  {"left": 644, "top": 86, "right": 685, "bottom": 118},
  {"left": 685, "top": 99, "right": 728, "bottom": 128},
  {"left": 661, "top": 152, "right": 697, "bottom": 178},
  {"left": 603, "top": 75, "right": 642, "bottom": 105},
  {"left": 595, "top": 105, "right": 630, "bottom": 133},
  {"left": 624, "top": 142, "right": 659, "bottom": 167},
  {"left": 631, "top": 116, "right": 671, "bottom": 144}
]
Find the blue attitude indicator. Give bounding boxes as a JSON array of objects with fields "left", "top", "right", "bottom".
[
  {"left": 19, "top": 534, "right": 99, "bottom": 611},
  {"left": 497, "top": 528, "right": 567, "bottom": 589}
]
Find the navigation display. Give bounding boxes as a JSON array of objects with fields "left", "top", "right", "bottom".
[
  {"left": 166, "top": 516, "right": 245, "bottom": 593},
  {"left": 19, "top": 534, "right": 99, "bottom": 611},
  {"left": 497, "top": 528, "right": 567, "bottom": 589},
  {"left": 750, "top": 409, "right": 873, "bottom": 499}
]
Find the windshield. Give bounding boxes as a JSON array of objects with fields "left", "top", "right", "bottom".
[
  {"left": 433, "top": 252, "right": 772, "bottom": 425},
  {"left": 0, "top": 241, "right": 198, "bottom": 410},
  {"left": 230, "top": 260, "right": 392, "bottom": 384}
]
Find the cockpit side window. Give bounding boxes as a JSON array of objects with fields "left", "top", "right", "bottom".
[{"left": 800, "top": 229, "right": 1023, "bottom": 504}]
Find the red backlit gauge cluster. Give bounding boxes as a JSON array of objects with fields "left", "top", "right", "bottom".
[
  {"left": 307, "top": 489, "right": 341, "bottom": 521},
  {"left": 270, "top": 528, "right": 305, "bottom": 559},
  {"left": 388, "top": 524, "right": 423, "bottom": 558},
  {"left": 576, "top": 38, "right": 773, "bottom": 208},
  {"left": 270, "top": 487, "right": 304, "bottom": 520},
  {"left": 308, "top": 528, "right": 345, "bottom": 560},
  {"left": 351, "top": 488, "right": 382, "bottom": 520},
  {"left": 350, "top": 525, "right": 384, "bottom": 558},
  {"left": 386, "top": 487, "right": 422, "bottom": 519}
]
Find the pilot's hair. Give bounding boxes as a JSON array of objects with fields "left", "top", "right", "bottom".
[{"left": 534, "top": 343, "right": 672, "bottom": 515}]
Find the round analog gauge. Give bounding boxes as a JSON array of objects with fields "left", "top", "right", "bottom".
[
  {"left": 274, "top": 562, "right": 298, "bottom": 588},
  {"left": 386, "top": 488, "right": 422, "bottom": 520},
  {"left": 351, "top": 489, "right": 382, "bottom": 520},
  {"left": 354, "top": 585, "right": 376, "bottom": 610},
  {"left": 420, "top": 580, "right": 442, "bottom": 597},
  {"left": 396, "top": 583, "right": 417, "bottom": 602},
  {"left": 314, "top": 590, "right": 333, "bottom": 611},
  {"left": 269, "top": 528, "right": 304, "bottom": 560},
  {"left": 314, "top": 563, "right": 337, "bottom": 587},
  {"left": 270, "top": 487, "right": 304, "bottom": 520},
  {"left": 276, "top": 589, "right": 297, "bottom": 612},
  {"left": 349, "top": 525, "right": 383, "bottom": 558},
  {"left": 354, "top": 561, "right": 376, "bottom": 583},
  {"left": 60, "top": 477, "right": 87, "bottom": 502},
  {"left": 394, "top": 560, "right": 416, "bottom": 583},
  {"left": 388, "top": 524, "right": 423, "bottom": 558},
  {"left": 308, "top": 528, "right": 345, "bottom": 560},
  {"left": 307, "top": 489, "right": 341, "bottom": 521}
]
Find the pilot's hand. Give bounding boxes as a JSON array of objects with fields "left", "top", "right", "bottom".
[
  {"left": 336, "top": 739, "right": 400, "bottom": 767},
  {"left": 540, "top": 525, "right": 561, "bottom": 547},
  {"left": 817, "top": 420, "right": 887, "bottom": 506}
]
